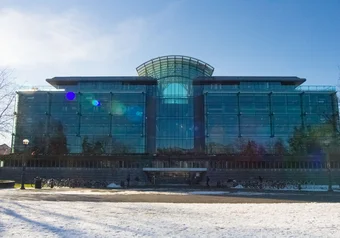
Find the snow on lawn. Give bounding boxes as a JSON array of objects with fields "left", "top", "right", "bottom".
[
  {"left": 0, "top": 201, "right": 339, "bottom": 238},
  {"left": 283, "top": 185, "right": 340, "bottom": 192},
  {"left": 236, "top": 184, "right": 340, "bottom": 192},
  {"left": 107, "top": 183, "right": 121, "bottom": 189}
]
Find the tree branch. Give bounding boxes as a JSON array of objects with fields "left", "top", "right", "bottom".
[{"left": 0, "top": 68, "right": 17, "bottom": 138}]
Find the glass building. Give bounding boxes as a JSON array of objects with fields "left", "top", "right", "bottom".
[{"left": 12, "top": 55, "right": 338, "bottom": 156}]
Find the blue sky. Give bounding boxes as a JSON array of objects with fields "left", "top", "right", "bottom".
[{"left": 1, "top": 0, "right": 340, "bottom": 86}]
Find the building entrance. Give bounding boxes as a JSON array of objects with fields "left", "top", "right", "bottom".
[{"left": 143, "top": 168, "right": 207, "bottom": 185}]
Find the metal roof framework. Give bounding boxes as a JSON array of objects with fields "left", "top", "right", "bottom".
[
  {"left": 136, "top": 55, "right": 214, "bottom": 78},
  {"left": 136, "top": 55, "right": 214, "bottom": 93}
]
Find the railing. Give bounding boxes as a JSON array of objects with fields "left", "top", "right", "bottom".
[
  {"left": 204, "top": 85, "right": 336, "bottom": 93},
  {"left": 16, "top": 84, "right": 337, "bottom": 93},
  {"left": 295, "top": 85, "right": 336, "bottom": 92},
  {"left": 17, "top": 86, "right": 65, "bottom": 92},
  {"left": 2, "top": 157, "right": 340, "bottom": 170}
]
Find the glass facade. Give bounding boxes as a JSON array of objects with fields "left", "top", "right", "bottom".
[
  {"left": 12, "top": 55, "right": 338, "bottom": 157},
  {"left": 136, "top": 55, "right": 214, "bottom": 152},
  {"left": 204, "top": 91, "right": 337, "bottom": 154},
  {"left": 14, "top": 90, "right": 146, "bottom": 154}
]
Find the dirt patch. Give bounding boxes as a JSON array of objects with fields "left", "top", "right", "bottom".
[{"left": 1, "top": 189, "right": 340, "bottom": 203}]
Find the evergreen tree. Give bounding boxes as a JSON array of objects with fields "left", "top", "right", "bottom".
[
  {"left": 273, "top": 138, "right": 287, "bottom": 155},
  {"left": 47, "top": 121, "right": 68, "bottom": 155}
]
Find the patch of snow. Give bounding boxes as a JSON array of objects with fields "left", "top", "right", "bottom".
[
  {"left": 301, "top": 185, "right": 337, "bottom": 192},
  {"left": 234, "top": 184, "right": 340, "bottom": 192},
  {"left": 107, "top": 183, "right": 121, "bottom": 189},
  {"left": 231, "top": 192, "right": 303, "bottom": 196},
  {"left": 266, "top": 185, "right": 340, "bottom": 192},
  {"left": 232, "top": 192, "right": 271, "bottom": 196},
  {"left": 0, "top": 201, "right": 339, "bottom": 237}
]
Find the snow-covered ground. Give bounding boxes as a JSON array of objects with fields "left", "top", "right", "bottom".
[{"left": 0, "top": 201, "right": 339, "bottom": 237}]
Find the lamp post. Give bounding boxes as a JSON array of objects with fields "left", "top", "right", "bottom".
[{"left": 20, "top": 139, "right": 29, "bottom": 190}]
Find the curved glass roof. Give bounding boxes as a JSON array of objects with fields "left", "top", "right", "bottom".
[{"left": 136, "top": 55, "right": 214, "bottom": 80}]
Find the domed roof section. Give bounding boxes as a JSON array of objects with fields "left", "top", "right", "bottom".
[{"left": 136, "top": 55, "right": 214, "bottom": 79}]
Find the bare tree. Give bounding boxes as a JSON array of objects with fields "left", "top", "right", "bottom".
[{"left": 0, "top": 69, "right": 17, "bottom": 138}]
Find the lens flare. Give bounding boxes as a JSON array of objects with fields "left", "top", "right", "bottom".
[
  {"left": 92, "top": 100, "right": 100, "bottom": 106},
  {"left": 65, "top": 92, "right": 76, "bottom": 101},
  {"left": 112, "top": 100, "right": 126, "bottom": 115},
  {"left": 126, "top": 106, "right": 143, "bottom": 122}
]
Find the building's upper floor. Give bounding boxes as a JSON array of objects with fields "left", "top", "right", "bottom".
[
  {"left": 43, "top": 76, "right": 335, "bottom": 94},
  {"left": 18, "top": 55, "right": 336, "bottom": 94}
]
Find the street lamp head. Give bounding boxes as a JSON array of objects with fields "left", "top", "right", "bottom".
[{"left": 23, "top": 139, "right": 29, "bottom": 145}]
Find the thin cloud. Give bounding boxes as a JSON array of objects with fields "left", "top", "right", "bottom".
[{"left": 0, "top": 8, "right": 147, "bottom": 68}]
